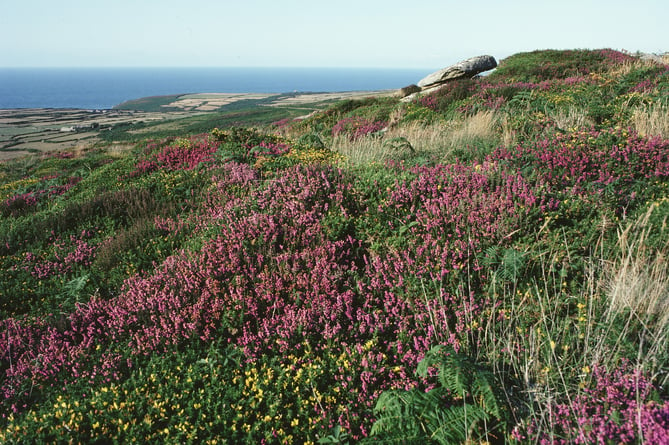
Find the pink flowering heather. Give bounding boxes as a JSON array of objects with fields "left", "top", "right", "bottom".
[
  {"left": 43, "top": 151, "right": 74, "bottom": 159},
  {"left": 418, "top": 95, "right": 438, "bottom": 110},
  {"left": 0, "top": 162, "right": 519, "bottom": 438},
  {"left": 1, "top": 177, "right": 81, "bottom": 215},
  {"left": 630, "top": 79, "right": 656, "bottom": 93},
  {"left": 270, "top": 117, "right": 295, "bottom": 129},
  {"left": 332, "top": 117, "right": 387, "bottom": 140},
  {"left": 598, "top": 49, "right": 636, "bottom": 65},
  {"left": 513, "top": 364, "right": 669, "bottom": 444},
  {"left": 128, "top": 134, "right": 220, "bottom": 176},
  {"left": 128, "top": 159, "right": 158, "bottom": 177},
  {"left": 490, "top": 128, "right": 669, "bottom": 207},
  {"left": 377, "top": 161, "right": 539, "bottom": 281},
  {"left": 217, "top": 160, "right": 260, "bottom": 186},
  {"left": 561, "top": 75, "right": 594, "bottom": 86},
  {"left": 21, "top": 231, "right": 96, "bottom": 279},
  {"left": 1, "top": 192, "right": 39, "bottom": 215},
  {"left": 155, "top": 135, "right": 219, "bottom": 171},
  {"left": 2, "top": 134, "right": 666, "bottom": 439}
]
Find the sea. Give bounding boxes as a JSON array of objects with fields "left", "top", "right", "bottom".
[{"left": 0, "top": 67, "right": 432, "bottom": 110}]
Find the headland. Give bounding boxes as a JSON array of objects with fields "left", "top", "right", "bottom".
[{"left": 0, "top": 90, "right": 393, "bottom": 161}]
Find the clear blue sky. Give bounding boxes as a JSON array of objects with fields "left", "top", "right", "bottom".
[{"left": 1, "top": 0, "right": 666, "bottom": 68}]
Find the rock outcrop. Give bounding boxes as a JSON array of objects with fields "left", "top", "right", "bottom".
[
  {"left": 417, "top": 55, "right": 497, "bottom": 88},
  {"left": 398, "top": 84, "right": 421, "bottom": 98},
  {"left": 638, "top": 52, "right": 669, "bottom": 65},
  {"left": 399, "top": 55, "right": 497, "bottom": 102}
]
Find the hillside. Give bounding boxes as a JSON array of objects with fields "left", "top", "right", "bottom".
[
  {"left": 0, "top": 91, "right": 388, "bottom": 161},
  {"left": 1, "top": 49, "right": 668, "bottom": 443}
]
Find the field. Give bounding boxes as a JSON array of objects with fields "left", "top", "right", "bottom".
[
  {"left": 1, "top": 49, "right": 668, "bottom": 444},
  {"left": 0, "top": 91, "right": 391, "bottom": 161}
]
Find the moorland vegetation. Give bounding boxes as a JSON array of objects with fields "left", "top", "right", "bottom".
[{"left": 1, "top": 48, "right": 669, "bottom": 443}]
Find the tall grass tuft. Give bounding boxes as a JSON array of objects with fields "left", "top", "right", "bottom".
[
  {"left": 480, "top": 205, "right": 669, "bottom": 442},
  {"left": 330, "top": 134, "right": 405, "bottom": 165},
  {"left": 600, "top": 205, "right": 669, "bottom": 378},
  {"left": 548, "top": 106, "right": 594, "bottom": 132},
  {"left": 331, "top": 111, "right": 502, "bottom": 164},
  {"left": 448, "top": 110, "right": 500, "bottom": 150},
  {"left": 631, "top": 103, "right": 669, "bottom": 139}
]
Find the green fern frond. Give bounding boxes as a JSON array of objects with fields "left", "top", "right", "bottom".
[
  {"left": 477, "top": 246, "right": 526, "bottom": 282},
  {"left": 428, "top": 404, "right": 491, "bottom": 444},
  {"left": 500, "top": 247, "right": 526, "bottom": 281},
  {"left": 370, "top": 390, "right": 426, "bottom": 440},
  {"left": 367, "top": 345, "right": 511, "bottom": 444}
]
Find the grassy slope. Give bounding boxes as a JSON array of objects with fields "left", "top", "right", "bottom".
[
  {"left": 101, "top": 93, "right": 344, "bottom": 142},
  {"left": 114, "top": 95, "right": 187, "bottom": 112},
  {"left": 0, "top": 49, "right": 668, "bottom": 444},
  {"left": 101, "top": 97, "right": 309, "bottom": 142}
]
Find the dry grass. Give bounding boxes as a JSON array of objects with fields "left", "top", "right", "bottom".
[
  {"left": 331, "top": 111, "right": 502, "bottom": 164},
  {"left": 631, "top": 103, "right": 669, "bottom": 139},
  {"left": 330, "top": 135, "right": 380, "bottom": 164},
  {"left": 549, "top": 107, "right": 594, "bottom": 132},
  {"left": 473, "top": 203, "right": 669, "bottom": 437},
  {"left": 579, "top": 204, "right": 669, "bottom": 381},
  {"left": 446, "top": 110, "right": 499, "bottom": 149},
  {"left": 606, "top": 57, "right": 664, "bottom": 78},
  {"left": 104, "top": 143, "right": 136, "bottom": 158},
  {"left": 602, "top": 205, "right": 669, "bottom": 337}
]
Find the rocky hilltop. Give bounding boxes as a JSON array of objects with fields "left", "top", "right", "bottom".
[{"left": 400, "top": 54, "right": 498, "bottom": 100}]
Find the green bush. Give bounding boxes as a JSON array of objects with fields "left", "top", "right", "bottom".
[{"left": 488, "top": 49, "right": 634, "bottom": 83}]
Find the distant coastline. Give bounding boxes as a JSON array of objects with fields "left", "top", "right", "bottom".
[
  {"left": 0, "top": 90, "right": 390, "bottom": 161},
  {"left": 0, "top": 67, "right": 431, "bottom": 110}
]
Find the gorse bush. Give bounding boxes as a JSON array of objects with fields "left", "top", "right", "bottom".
[{"left": 1, "top": 48, "right": 669, "bottom": 443}]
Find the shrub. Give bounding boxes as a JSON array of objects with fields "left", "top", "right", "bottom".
[
  {"left": 513, "top": 364, "right": 669, "bottom": 444},
  {"left": 489, "top": 49, "right": 635, "bottom": 83},
  {"left": 2, "top": 48, "right": 669, "bottom": 444},
  {"left": 417, "top": 78, "right": 479, "bottom": 116},
  {"left": 331, "top": 117, "right": 387, "bottom": 140}
]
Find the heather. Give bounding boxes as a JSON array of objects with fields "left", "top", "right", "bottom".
[{"left": 1, "top": 49, "right": 668, "bottom": 444}]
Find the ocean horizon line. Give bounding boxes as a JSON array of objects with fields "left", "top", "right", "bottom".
[
  {"left": 0, "top": 65, "right": 438, "bottom": 71},
  {"left": 0, "top": 67, "right": 431, "bottom": 109}
]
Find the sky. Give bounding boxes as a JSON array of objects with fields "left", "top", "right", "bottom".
[{"left": 1, "top": 0, "right": 667, "bottom": 69}]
